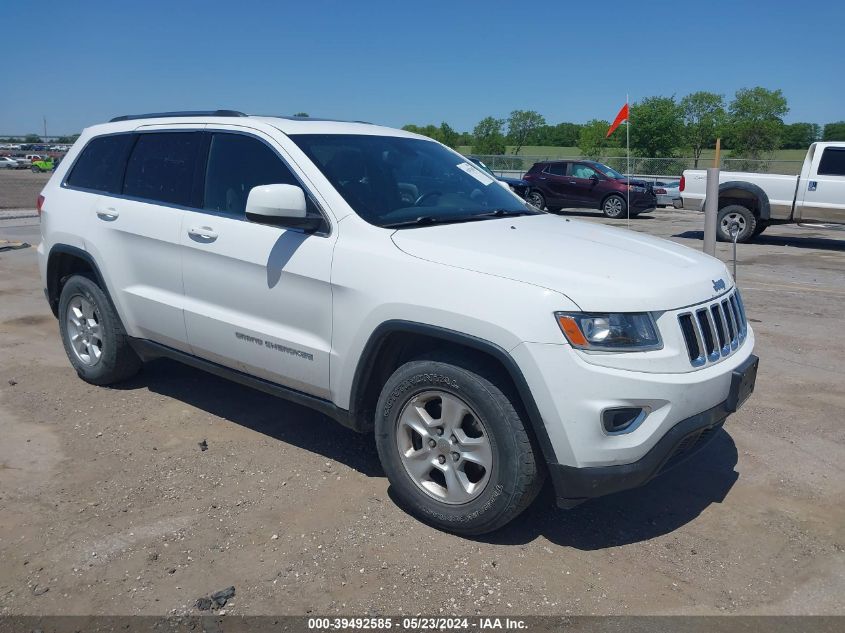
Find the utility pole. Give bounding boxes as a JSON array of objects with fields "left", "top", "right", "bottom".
[{"left": 43, "top": 116, "right": 47, "bottom": 140}]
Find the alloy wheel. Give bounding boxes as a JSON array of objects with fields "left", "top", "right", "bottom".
[
  {"left": 396, "top": 390, "right": 493, "bottom": 504},
  {"left": 66, "top": 295, "right": 103, "bottom": 366}
]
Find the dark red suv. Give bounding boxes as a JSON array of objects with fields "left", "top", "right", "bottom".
[{"left": 523, "top": 160, "right": 657, "bottom": 219}]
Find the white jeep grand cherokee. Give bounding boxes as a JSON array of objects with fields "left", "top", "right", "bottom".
[{"left": 37, "top": 111, "right": 758, "bottom": 534}]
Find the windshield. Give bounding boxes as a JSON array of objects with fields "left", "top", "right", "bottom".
[
  {"left": 593, "top": 163, "right": 626, "bottom": 180},
  {"left": 289, "top": 134, "right": 532, "bottom": 228}
]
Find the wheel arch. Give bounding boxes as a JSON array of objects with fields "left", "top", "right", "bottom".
[
  {"left": 46, "top": 244, "right": 111, "bottom": 318},
  {"left": 348, "top": 320, "right": 559, "bottom": 467},
  {"left": 716, "top": 181, "right": 771, "bottom": 220}
]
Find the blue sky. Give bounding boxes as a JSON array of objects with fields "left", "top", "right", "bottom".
[{"left": 1, "top": 0, "right": 842, "bottom": 135}]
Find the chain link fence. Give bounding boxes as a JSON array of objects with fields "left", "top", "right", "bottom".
[{"left": 471, "top": 154, "right": 804, "bottom": 181}]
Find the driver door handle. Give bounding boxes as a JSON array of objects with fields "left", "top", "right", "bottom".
[
  {"left": 96, "top": 208, "right": 119, "bottom": 221},
  {"left": 188, "top": 226, "right": 218, "bottom": 241}
]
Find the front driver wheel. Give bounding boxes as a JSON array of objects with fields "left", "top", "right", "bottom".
[
  {"left": 375, "top": 355, "right": 544, "bottom": 535},
  {"left": 602, "top": 194, "right": 627, "bottom": 218}
]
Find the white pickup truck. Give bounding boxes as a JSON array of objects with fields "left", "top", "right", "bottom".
[{"left": 680, "top": 142, "right": 845, "bottom": 242}]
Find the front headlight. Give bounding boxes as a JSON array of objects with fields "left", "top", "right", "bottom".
[{"left": 555, "top": 312, "right": 661, "bottom": 351}]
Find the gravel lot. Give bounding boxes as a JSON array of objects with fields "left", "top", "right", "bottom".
[
  {"left": 0, "top": 170, "right": 51, "bottom": 209},
  {"left": 0, "top": 203, "right": 843, "bottom": 617}
]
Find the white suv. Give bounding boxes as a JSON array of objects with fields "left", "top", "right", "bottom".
[{"left": 37, "top": 111, "right": 758, "bottom": 534}]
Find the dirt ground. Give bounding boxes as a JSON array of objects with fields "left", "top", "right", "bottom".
[
  {"left": 0, "top": 203, "right": 843, "bottom": 617},
  {"left": 0, "top": 170, "right": 51, "bottom": 209}
]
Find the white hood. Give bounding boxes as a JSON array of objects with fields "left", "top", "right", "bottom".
[{"left": 391, "top": 214, "right": 732, "bottom": 312}]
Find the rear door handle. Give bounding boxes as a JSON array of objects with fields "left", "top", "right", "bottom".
[
  {"left": 96, "top": 208, "right": 119, "bottom": 221},
  {"left": 569, "top": 181, "right": 577, "bottom": 184},
  {"left": 188, "top": 226, "right": 218, "bottom": 242},
  {"left": 538, "top": 176, "right": 547, "bottom": 180}
]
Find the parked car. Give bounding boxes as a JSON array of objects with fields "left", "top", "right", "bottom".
[
  {"left": 24, "top": 154, "right": 42, "bottom": 162},
  {"left": 37, "top": 110, "right": 757, "bottom": 534},
  {"left": 31, "top": 157, "right": 55, "bottom": 172},
  {"left": 654, "top": 180, "right": 681, "bottom": 207},
  {"left": 523, "top": 160, "right": 657, "bottom": 218},
  {"left": 681, "top": 142, "right": 845, "bottom": 242},
  {"left": 0, "top": 156, "right": 20, "bottom": 169},
  {"left": 467, "top": 157, "right": 529, "bottom": 199}
]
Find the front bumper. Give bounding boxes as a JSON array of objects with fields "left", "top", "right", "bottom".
[
  {"left": 549, "top": 397, "right": 729, "bottom": 507},
  {"left": 545, "top": 352, "right": 758, "bottom": 507},
  {"left": 630, "top": 193, "right": 658, "bottom": 212}
]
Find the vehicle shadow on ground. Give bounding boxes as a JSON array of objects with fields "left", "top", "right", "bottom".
[
  {"left": 674, "top": 230, "right": 845, "bottom": 252},
  {"left": 117, "top": 358, "right": 384, "bottom": 477},
  {"left": 475, "top": 430, "right": 739, "bottom": 549},
  {"left": 118, "top": 358, "right": 738, "bottom": 549}
]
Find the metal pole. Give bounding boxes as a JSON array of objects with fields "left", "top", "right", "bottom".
[
  {"left": 703, "top": 167, "right": 719, "bottom": 256},
  {"left": 626, "top": 94, "right": 630, "bottom": 229}
]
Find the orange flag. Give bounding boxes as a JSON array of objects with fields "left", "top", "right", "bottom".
[{"left": 606, "top": 103, "right": 629, "bottom": 138}]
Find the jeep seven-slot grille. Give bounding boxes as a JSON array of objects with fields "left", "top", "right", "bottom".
[{"left": 678, "top": 290, "right": 747, "bottom": 367}]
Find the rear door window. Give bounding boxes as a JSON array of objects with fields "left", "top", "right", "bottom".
[
  {"left": 817, "top": 147, "right": 845, "bottom": 176},
  {"left": 123, "top": 132, "right": 201, "bottom": 206},
  {"left": 545, "top": 163, "right": 568, "bottom": 177},
  {"left": 65, "top": 134, "right": 135, "bottom": 194}
]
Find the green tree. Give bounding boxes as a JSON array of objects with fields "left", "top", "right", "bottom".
[
  {"left": 781, "top": 122, "right": 821, "bottom": 149},
  {"left": 578, "top": 119, "right": 618, "bottom": 159},
  {"left": 680, "top": 91, "right": 725, "bottom": 167},
  {"left": 472, "top": 116, "right": 506, "bottom": 155},
  {"left": 822, "top": 121, "right": 845, "bottom": 141},
  {"left": 629, "top": 96, "right": 683, "bottom": 157},
  {"left": 506, "top": 110, "right": 545, "bottom": 155},
  {"left": 24, "top": 134, "right": 41, "bottom": 143},
  {"left": 56, "top": 134, "right": 81, "bottom": 144},
  {"left": 726, "top": 87, "right": 789, "bottom": 159},
  {"left": 438, "top": 122, "right": 459, "bottom": 148},
  {"left": 293, "top": 112, "right": 309, "bottom": 117}
]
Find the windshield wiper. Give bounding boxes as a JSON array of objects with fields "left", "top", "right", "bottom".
[
  {"left": 479, "top": 208, "right": 540, "bottom": 217},
  {"left": 382, "top": 214, "right": 491, "bottom": 229}
]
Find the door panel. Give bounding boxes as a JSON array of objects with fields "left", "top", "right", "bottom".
[
  {"left": 180, "top": 129, "right": 335, "bottom": 398},
  {"left": 180, "top": 213, "right": 335, "bottom": 398},
  {"left": 540, "top": 163, "right": 571, "bottom": 205},
  {"left": 92, "top": 196, "right": 190, "bottom": 350},
  {"left": 798, "top": 147, "right": 845, "bottom": 224}
]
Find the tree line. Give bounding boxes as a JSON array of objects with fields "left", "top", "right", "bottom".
[{"left": 402, "top": 88, "right": 845, "bottom": 165}]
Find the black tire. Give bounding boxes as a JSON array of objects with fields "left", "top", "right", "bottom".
[
  {"left": 752, "top": 222, "right": 768, "bottom": 237},
  {"left": 374, "top": 354, "right": 544, "bottom": 535},
  {"left": 31, "top": 165, "right": 40, "bottom": 173},
  {"left": 527, "top": 190, "right": 546, "bottom": 211},
  {"left": 58, "top": 274, "right": 141, "bottom": 385},
  {"left": 602, "top": 194, "right": 627, "bottom": 218},
  {"left": 717, "top": 204, "right": 757, "bottom": 243}
]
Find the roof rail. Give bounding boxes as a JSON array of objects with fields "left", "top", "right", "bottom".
[
  {"left": 109, "top": 110, "right": 247, "bottom": 123},
  {"left": 265, "top": 115, "right": 373, "bottom": 124}
]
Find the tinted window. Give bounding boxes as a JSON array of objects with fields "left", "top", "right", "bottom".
[
  {"left": 818, "top": 148, "right": 845, "bottom": 176},
  {"left": 66, "top": 134, "right": 134, "bottom": 193},
  {"left": 203, "top": 134, "right": 298, "bottom": 216},
  {"left": 123, "top": 132, "right": 200, "bottom": 205},
  {"left": 545, "top": 163, "right": 567, "bottom": 176}
]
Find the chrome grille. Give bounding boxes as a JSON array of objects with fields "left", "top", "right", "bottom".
[{"left": 678, "top": 290, "right": 747, "bottom": 367}]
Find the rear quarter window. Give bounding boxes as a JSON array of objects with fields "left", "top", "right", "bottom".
[
  {"left": 65, "top": 134, "right": 135, "bottom": 193},
  {"left": 817, "top": 147, "right": 845, "bottom": 176}
]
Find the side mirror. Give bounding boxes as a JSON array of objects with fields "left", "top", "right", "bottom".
[{"left": 245, "top": 184, "right": 322, "bottom": 232}]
